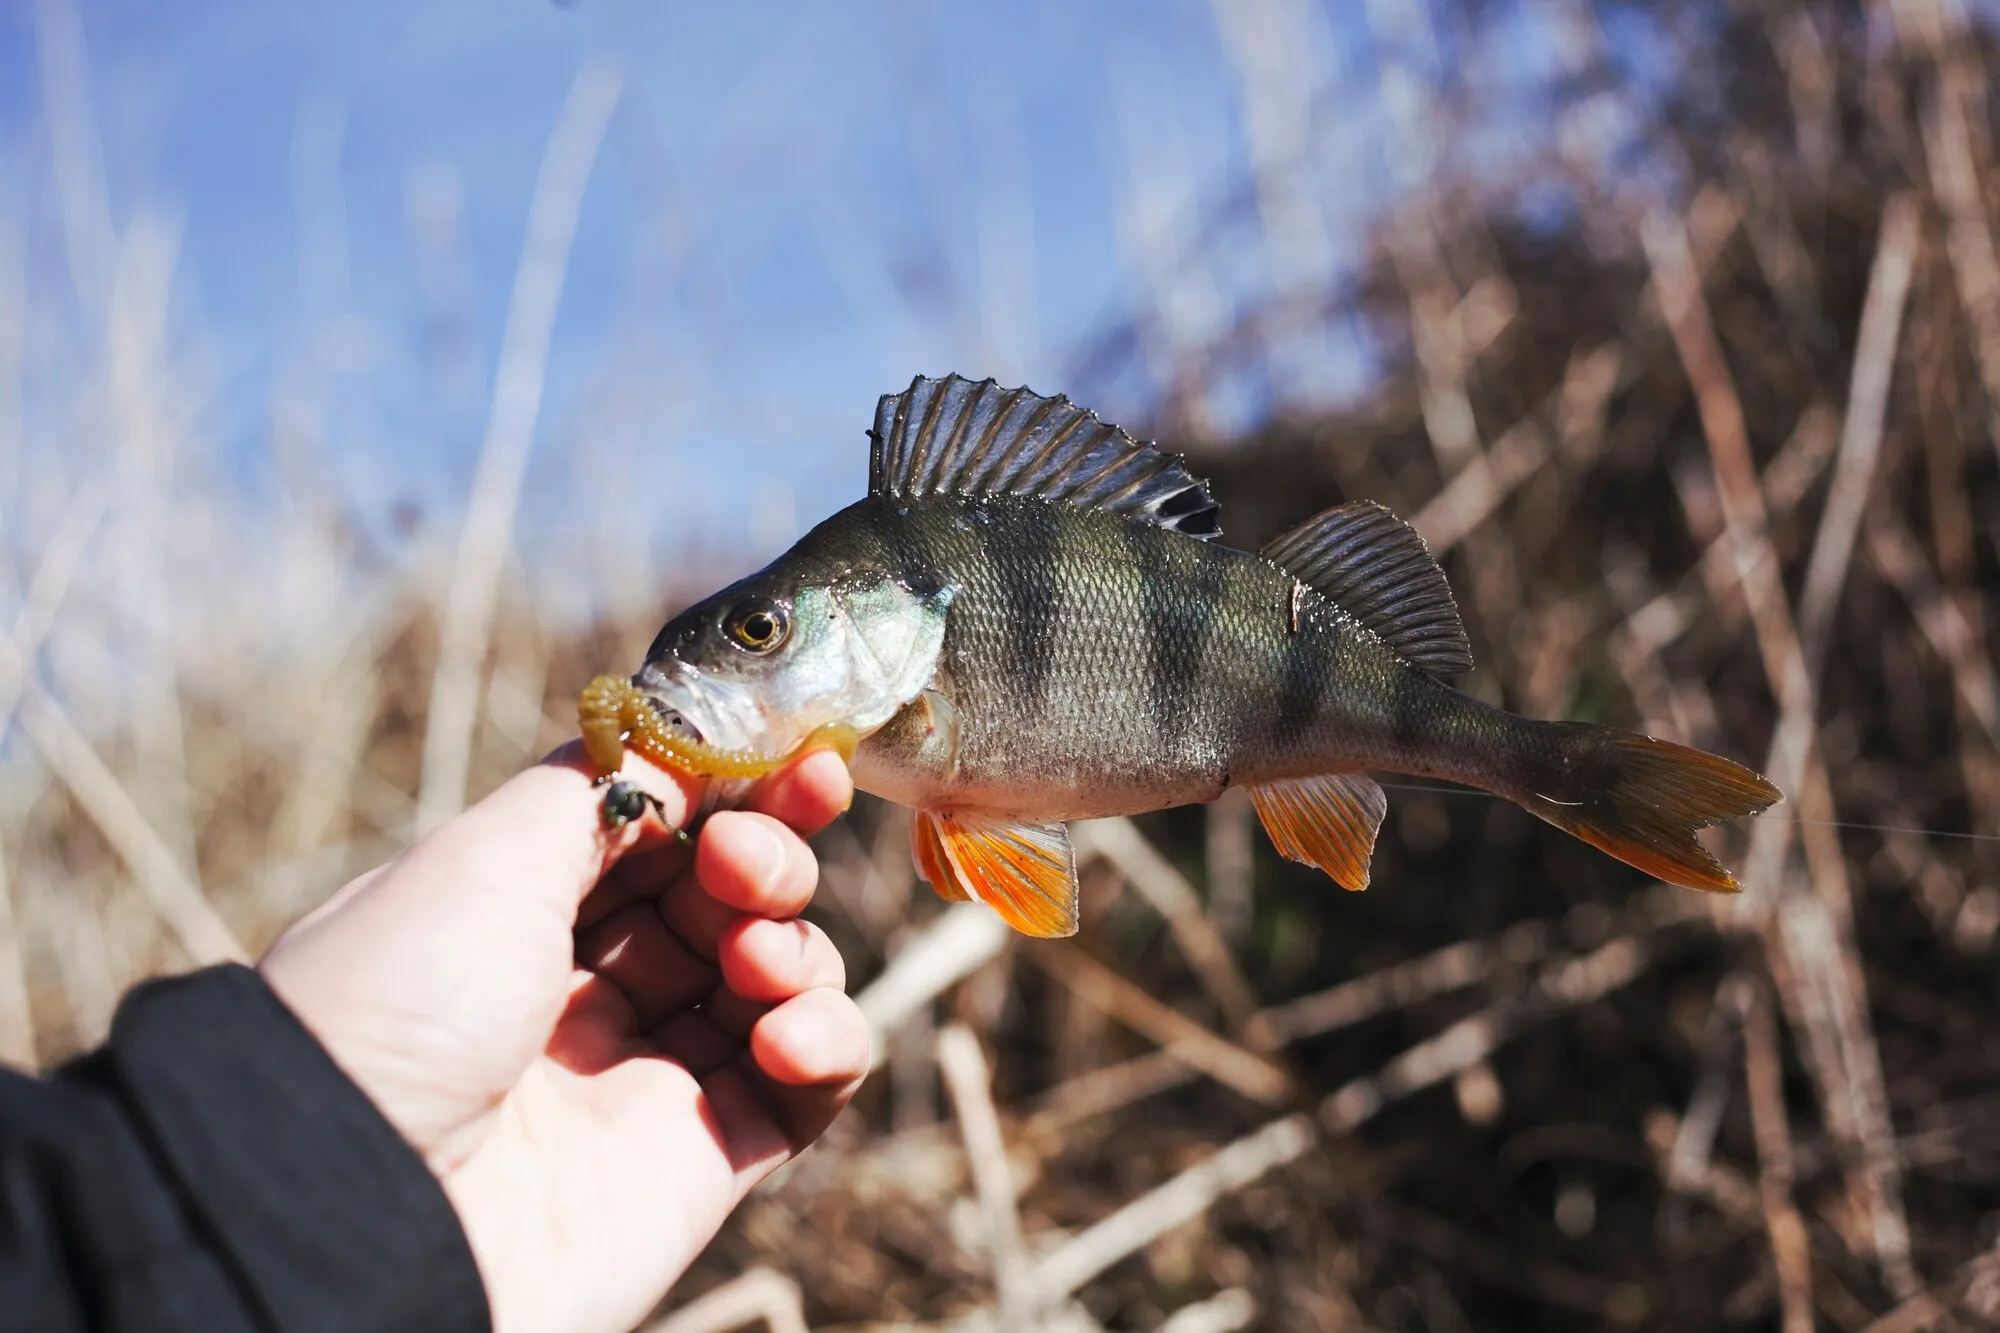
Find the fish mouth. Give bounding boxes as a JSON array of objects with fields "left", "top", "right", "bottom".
[
  {"left": 577, "top": 664, "right": 777, "bottom": 780},
  {"left": 577, "top": 663, "right": 859, "bottom": 781},
  {"left": 632, "top": 659, "right": 762, "bottom": 753},
  {"left": 634, "top": 685, "right": 708, "bottom": 747}
]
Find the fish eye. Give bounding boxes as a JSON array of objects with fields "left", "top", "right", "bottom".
[{"left": 726, "top": 600, "right": 789, "bottom": 653}]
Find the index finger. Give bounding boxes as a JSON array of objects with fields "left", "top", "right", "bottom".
[{"left": 744, "top": 748, "right": 853, "bottom": 835}]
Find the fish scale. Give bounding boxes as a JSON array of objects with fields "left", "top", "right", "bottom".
[{"left": 591, "top": 373, "right": 1782, "bottom": 939}]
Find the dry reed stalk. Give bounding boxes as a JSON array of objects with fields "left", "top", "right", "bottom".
[
  {"left": 1608, "top": 400, "right": 1841, "bottom": 685},
  {"left": 1391, "top": 224, "right": 1527, "bottom": 633},
  {"left": 1322, "top": 932, "right": 1660, "bottom": 1134},
  {"left": 1030, "top": 1111, "right": 1316, "bottom": 1301},
  {"left": 0, "top": 484, "right": 116, "bottom": 1060},
  {"left": 1645, "top": 1108, "right": 1762, "bottom": 1225},
  {"left": 1025, "top": 889, "right": 1697, "bottom": 1136},
  {"left": 1664, "top": 974, "right": 1745, "bottom": 1203},
  {"left": 1731, "top": 141, "right": 1832, "bottom": 357},
  {"left": 1644, "top": 200, "right": 1917, "bottom": 1298},
  {"left": 935, "top": 1025, "right": 1033, "bottom": 1330},
  {"left": 1641, "top": 208, "right": 1822, "bottom": 872},
  {"left": 0, "top": 218, "right": 19, "bottom": 479},
  {"left": 1025, "top": 943, "right": 1291, "bottom": 1106},
  {"left": 1743, "top": 977, "right": 1815, "bottom": 1333},
  {"left": 1022, "top": 1045, "right": 1199, "bottom": 1139},
  {"left": 1071, "top": 818, "right": 1268, "bottom": 1043},
  {"left": 273, "top": 620, "right": 395, "bottom": 862},
  {"left": 17, "top": 686, "right": 244, "bottom": 966},
  {"left": 40, "top": 864, "right": 122, "bottom": 1047},
  {"left": 417, "top": 63, "right": 622, "bottom": 831},
  {"left": 1201, "top": 789, "right": 1254, "bottom": 949},
  {"left": 809, "top": 820, "right": 901, "bottom": 952},
  {"left": 0, "top": 836, "right": 32, "bottom": 1067},
  {"left": 1407, "top": 407, "right": 1553, "bottom": 557},
  {"left": 1210, "top": 0, "right": 1334, "bottom": 402},
  {"left": 1366, "top": 7, "right": 1540, "bottom": 644},
  {"left": 1899, "top": 0, "right": 2000, "bottom": 473},
  {"left": 0, "top": 481, "right": 118, "bottom": 964},
  {"left": 1797, "top": 194, "right": 1921, "bottom": 672},
  {"left": 1859, "top": 1233, "right": 2000, "bottom": 1333},
  {"left": 1103, "top": 60, "right": 1228, "bottom": 432},
  {"left": 855, "top": 905, "right": 1012, "bottom": 1072},
  {"left": 104, "top": 209, "right": 201, "bottom": 885},
  {"left": 853, "top": 1302, "right": 1104, "bottom": 1333},
  {"left": 481, "top": 587, "right": 557, "bottom": 770},
  {"left": 1155, "top": 1288, "right": 1255, "bottom": 1333},
  {"left": 32, "top": 0, "right": 113, "bottom": 306},
  {"left": 1866, "top": 515, "right": 2000, "bottom": 750},
  {"left": 640, "top": 1266, "right": 809, "bottom": 1333},
  {"left": 1763, "top": 201, "right": 1921, "bottom": 1305},
  {"left": 1265, "top": 921, "right": 1534, "bottom": 1046}
]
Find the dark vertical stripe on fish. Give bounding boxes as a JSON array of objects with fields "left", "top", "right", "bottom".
[
  {"left": 1125, "top": 523, "right": 1223, "bottom": 737},
  {"left": 1272, "top": 605, "right": 1325, "bottom": 746},
  {"left": 1391, "top": 658, "right": 1430, "bottom": 753},
  {"left": 997, "top": 500, "right": 1062, "bottom": 704},
  {"left": 864, "top": 499, "right": 949, "bottom": 610}
]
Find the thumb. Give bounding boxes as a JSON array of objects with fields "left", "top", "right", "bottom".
[
  {"left": 259, "top": 744, "right": 703, "bottom": 1156},
  {"left": 400, "top": 740, "right": 704, "bottom": 922}
]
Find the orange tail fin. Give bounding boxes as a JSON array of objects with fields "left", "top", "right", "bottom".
[{"left": 1512, "top": 726, "right": 1781, "bottom": 892}]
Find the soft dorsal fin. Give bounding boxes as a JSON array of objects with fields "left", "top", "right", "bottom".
[
  {"left": 1262, "top": 501, "right": 1473, "bottom": 677},
  {"left": 869, "top": 374, "right": 1221, "bottom": 539}
]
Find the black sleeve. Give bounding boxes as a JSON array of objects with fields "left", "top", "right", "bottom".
[{"left": 0, "top": 965, "right": 489, "bottom": 1333}]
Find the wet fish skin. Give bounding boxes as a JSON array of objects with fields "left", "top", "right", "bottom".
[
  {"left": 622, "top": 374, "right": 1781, "bottom": 938},
  {"left": 820, "top": 493, "right": 1454, "bottom": 819}
]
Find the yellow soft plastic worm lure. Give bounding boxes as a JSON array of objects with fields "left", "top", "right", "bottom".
[{"left": 578, "top": 674, "right": 860, "bottom": 808}]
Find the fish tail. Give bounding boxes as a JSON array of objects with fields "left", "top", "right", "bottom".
[{"left": 1500, "top": 721, "right": 1781, "bottom": 892}]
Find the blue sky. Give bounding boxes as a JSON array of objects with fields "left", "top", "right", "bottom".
[{"left": 0, "top": 0, "right": 1563, "bottom": 597}]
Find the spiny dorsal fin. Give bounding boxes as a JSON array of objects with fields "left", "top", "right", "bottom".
[
  {"left": 1262, "top": 501, "right": 1473, "bottom": 677},
  {"left": 869, "top": 374, "right": 1221, "bottom": 539}
]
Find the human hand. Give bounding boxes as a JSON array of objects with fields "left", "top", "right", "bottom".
[{"left": 260, "top": 745, "right": 868, "bottom": 1333}]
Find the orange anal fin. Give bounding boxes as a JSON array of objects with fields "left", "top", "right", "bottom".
[
  {"left": 911, "top": 808, "right": 970, "bottom": 902},
  {"left": 1249, "top": 772, "right": 1387, "bottom": 891},
  {"left": 919, "top": 809, "right": 1079, "bottom": 938}
]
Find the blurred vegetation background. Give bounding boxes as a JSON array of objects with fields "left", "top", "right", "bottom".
[{"left": 4, "top": 0, "right": 1999, "bottom": 1329}]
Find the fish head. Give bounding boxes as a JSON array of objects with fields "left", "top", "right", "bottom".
[{"left": 632, "top": 560, "right": 954, "bottom": 768}]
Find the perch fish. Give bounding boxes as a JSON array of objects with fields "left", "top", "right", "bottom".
[{"left": 580, "top": 375, "right": 1781, "bottom": 937}]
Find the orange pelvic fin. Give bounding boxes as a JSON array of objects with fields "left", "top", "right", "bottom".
[
  {"left": 910, "top": 808, "right": 970, "bottom": 902},
  {"left": 1249, "top": 772, "right": 1388, "bottom": 891},
  {"left": 914, "top": 808, "right": 1079, "bottom": 938}
]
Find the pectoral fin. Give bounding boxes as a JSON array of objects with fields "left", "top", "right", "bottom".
[
  {"left": 1249, "top": 772, "right": 1388, "bottom": 891},
  {"left": 912, "top": 808, "right": 1079, "bottom": 937}
]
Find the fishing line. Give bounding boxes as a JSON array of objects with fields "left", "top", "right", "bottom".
[{"left": 1369, "top": 778, "right": 2000, "bottom": 844}]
